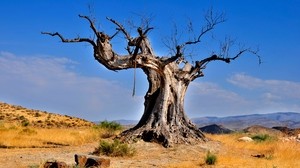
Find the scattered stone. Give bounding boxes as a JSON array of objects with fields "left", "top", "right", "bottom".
[
  {"left": 238, "top": 136, "right": 253, "bottom": 142},
  {"left": 43, "top": 160, "right": 68, "bottom": 168},
  {"left": 251, "top": 154, "right": 265, "bottom": 158},
  {"left": 75, "top": 154, "right": 110, "bottom": 168}
]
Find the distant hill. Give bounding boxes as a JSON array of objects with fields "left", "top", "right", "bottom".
[
  {"left": 0, "top": 102, "right": 95, "bottom": 128},
  {"left": 192, "top": 112, "right": 300, "bottom": 130},
  {"left": 199, "top": 124, "right": 233, "bottom": 134}
]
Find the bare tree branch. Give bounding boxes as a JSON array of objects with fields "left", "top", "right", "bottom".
[
  {"left": 41, "top": 32, "right": 97, "bottom": 48},
  {"left": 180, "top": 9, "right": 226, "bottom": 48},
  {"left": 143, "top": 27, "right": 154, "bottom": 36},
  {"left": 196, "top": 48, "right": 261, "bottom": 70},
  {"left": 106, "top": 17, "right": 132, "bottom": 41},
  {"left": 162, "top": 22, "right": 182, "bottom": 56},
  {"left": 163, "top": 8, "right": 226, "bottom": 67},
  {"left": 78, "top": 15, "right": 99, "bottom": 37}
]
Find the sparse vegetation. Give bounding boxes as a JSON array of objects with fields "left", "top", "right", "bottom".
[
  {"left": 251, "top": 134, "right": 275, "bottom": 142},
  {"left": 0, "top": 102, "right": 95, "bottom": 128},
  {"left": 94, "top": 139, "right": 135, "bottom": 157},
  {"left": 94, "top": 120, "right": 123, "bottom": 138},
  {"left": 21, "top": 119, "right": 30, "bottom": 127},
  {"left": 205, "top": 151, "right": 217, "bottom": 165},
  {"left": 96, "top": 120, "right": 122, "bottom": 131},
  {"left": 205, "top": 133, "right": 300, "bottom": 168},
  {"left": 34, "top": 112, "right": 41, "bottom": 117},
  {"left": 0, "top": 125, "right": 100, "bottom": 148}
]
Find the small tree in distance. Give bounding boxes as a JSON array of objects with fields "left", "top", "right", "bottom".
[{"left": 42, "top": 9, "right": 260, "bottom": 147}]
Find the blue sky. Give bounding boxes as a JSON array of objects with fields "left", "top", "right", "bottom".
[{"left": 0, "top": 0, "right": 299, "bottom": 121}]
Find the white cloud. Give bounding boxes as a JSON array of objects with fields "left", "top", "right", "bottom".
[
  {"left": 226, "top": 72, "right": 264, "bottom": 89},
  {"left": 226, "top": 73, "right": 300, "bottom": 113},
  {"left": 228, "top": 73, "right": 300, "bottom": 99},
  {"left": 185, "top": 82, "right": 251, "bottom": 117},
  {"left": 185, "top": 73, "right": 300, "bottom": 118},
  {"left": 0, "top": 51, "right": 143, "bottom": 121}
]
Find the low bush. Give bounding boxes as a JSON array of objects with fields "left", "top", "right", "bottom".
[
  {"left": 205, "top": 151, "right": 217, "bottom": 165},
  {"left": 251, "top": 134, "right": 274, "bottom": 142},
  {"left": 94, "top": 120, "right": 123, "bottom": 138},
  {"left": 94, "top": 140, "right": 135, "bottom": 157},
  {"left": 96, "top": 120, "right": 122, "bottom": 131},
  {"left": 21, "top": 120, "right": 30, "bottom": 127}
]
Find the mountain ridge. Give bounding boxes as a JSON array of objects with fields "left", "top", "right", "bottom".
[
  {"left": 113, "top": 112, "right": 300, "bottom": 130},
  {"left": 192, "top": 112, "right": 300, "bottom": 130}
]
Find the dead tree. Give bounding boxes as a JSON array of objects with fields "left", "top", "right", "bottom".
[{"left": 42, "top": 12, "right": 260, "bottom": 147}]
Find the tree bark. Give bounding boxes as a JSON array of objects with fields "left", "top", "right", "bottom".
[{"left": 120, "top": 62, "right": 207, "bottom": 147}]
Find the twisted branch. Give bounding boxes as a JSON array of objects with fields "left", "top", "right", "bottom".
[{"left": 41, "top": 32, "right": 97, "bottom": 48}]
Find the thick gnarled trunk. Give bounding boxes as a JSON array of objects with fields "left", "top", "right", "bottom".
[{"left": 120, "top": 63, "right": 207, "bottom": 147}]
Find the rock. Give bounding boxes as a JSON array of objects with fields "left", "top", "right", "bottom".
[
  {"left": 75, "top": 154, "right": 110, "bottom": 168},
  {"left": 43, "top": 161, "right": 68, "bottom": 168},
  {"left": 199, "top": 124, "right": 233, "bottom": 134},
  {"left": 251, "top": 154, "right": 265, "bottom": 158},
  {"left": 244, "top": 125, "right": 282, "bottom": 136},
  {"left": 238, "top": 136, "right": 253, "bottom": 142},
  {"left": 297, "top": 134, "right": 300, "bottom": 140},
  {"left": 272, "top": 126, "right": 293, "bottom": 135}
]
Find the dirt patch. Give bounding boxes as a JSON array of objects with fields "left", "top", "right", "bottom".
[
  {"left": 0, "top": 140, "right": 221, "bottom": 168},
  {"left": 0, "top": 142, "right": 98, "bottom": 168}
]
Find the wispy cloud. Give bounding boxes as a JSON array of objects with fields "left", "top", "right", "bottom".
[
  {"left": 226, "top": 73, "right": 300, "bottom": 113},
  {"left": 0, "top": 51, "right": 143, "bottom": 121},
  {"left": 185, "top": 73, "right": 300, "bottom": 118},
  {"left": 185, "top": 82, "right": 251, "bottom": 117},
  {"left": 228, "top": 73, "right": 300, "bottom": 99}
]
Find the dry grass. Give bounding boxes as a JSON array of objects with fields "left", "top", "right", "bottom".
[
  {"left": 0, "top": 102, "right": 94, "bottom": 128},
  {"left": 1, "top": 127, "right": 299, "bottom": 167},
  {"left": 205, "top": 133, "right": 300, "bottom": 168},
  {"left": 0, "top": 124, "right": 104, "bottom": 148}
]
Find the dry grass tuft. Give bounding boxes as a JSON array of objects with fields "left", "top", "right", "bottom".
[
  {"left": 206, "top": 133, "right": 300, "bottom": 168},
  {"left": 0, "top": 125, "right": 102, "bottom": 148}
]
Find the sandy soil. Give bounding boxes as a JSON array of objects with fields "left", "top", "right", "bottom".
[
  {"left": 0, "top": 142, "right": 97, "bottom": 168},
  {"left": 0, "top": 140, "right": 221, "bottom": 168}
]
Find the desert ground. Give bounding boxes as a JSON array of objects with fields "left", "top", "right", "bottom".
[
  {"left": 1, "top": 102, "right": 300, "bottom": 168},
  {"left": 1, "top": 132, "right": 300, "bottom": 168}
]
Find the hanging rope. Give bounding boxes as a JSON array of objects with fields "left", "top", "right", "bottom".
[{"left": 132, "top": 60, "right": 137, "bottom": 97}]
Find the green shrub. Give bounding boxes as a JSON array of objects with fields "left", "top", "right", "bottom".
[
  {"left": 251, "top": 134, "right": 273, "bottom": 142},
  {"left": 205, "top": 151, "right": 217, "bottom": 165},
  {"left": 95, "top": 140, "right": 135, "bottom": 157},
  {"left": 34, "top": 112, "right": 41, "bottom": 117},
  {"left": 21, "top": 120, "right": 30, "bottom": 127},
  {"left": 96, "top": 120, "right": 122, "bottom": 131},
  {"left": 94, "top": 121, "right": 123, "bottom": 138}
]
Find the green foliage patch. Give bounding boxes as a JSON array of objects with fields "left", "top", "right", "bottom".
[
  {"left": 94, "top": 140, "right": 135, "bottom": 157},
  {"left": 95, "top": 120, "right": 122, "bottom": 131},
  {"left": 251, "top": 134, "right": 274, "bottom": 142},
  {"left": 205, "top": 151, "right": 217, "bottom": 165}
]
